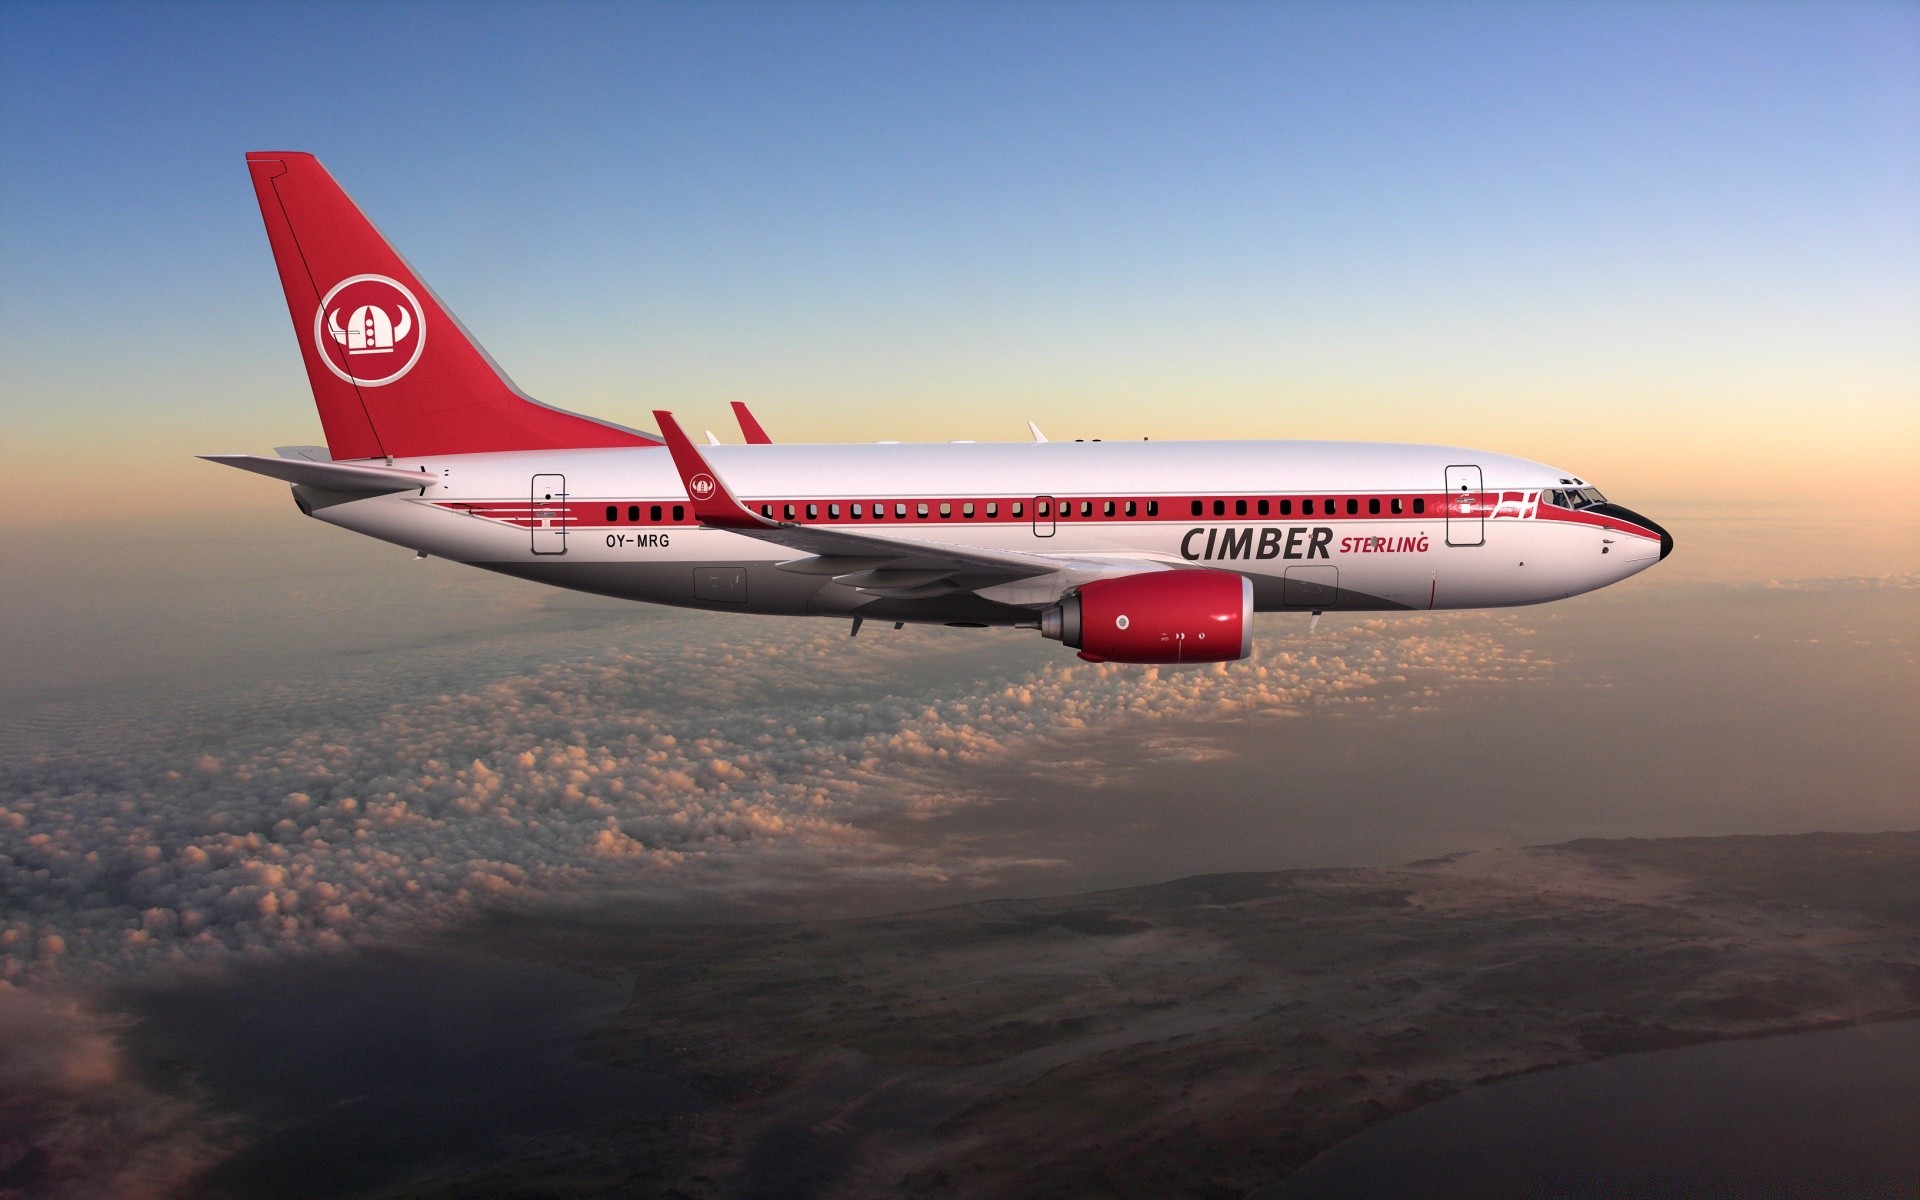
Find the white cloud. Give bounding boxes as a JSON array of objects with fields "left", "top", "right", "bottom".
[{"left": 0, "top": 612, "right": 1544, "bottom": 982}]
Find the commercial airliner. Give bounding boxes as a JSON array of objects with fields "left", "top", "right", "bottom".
[{"left": 209, "top": 152, "right": 1671, "bottom": 664}]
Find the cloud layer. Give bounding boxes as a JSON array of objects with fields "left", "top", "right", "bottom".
[{"left": 1, "top": 613, "right": 1544, "bottom": 982}]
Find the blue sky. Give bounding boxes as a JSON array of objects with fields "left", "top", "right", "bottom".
[{"left": 2, "top": 0, "right": 1916, "bottom": 519}]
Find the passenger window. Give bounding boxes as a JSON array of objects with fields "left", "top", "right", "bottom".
[
  {"left": 1280, "top": 499, "right": 1292, "bottom": 516},
  {"left": 1213, "top": 500, "right": 1226, "bottom": 517},
  {"left": 1038, "top": 500, "right": 1051, "bottom": 517},
  {"left": 917, "top": 503, "right": 929, "bottom": 518},
  {"left": 784, "top": 504, "right": 796, "bottom": 520},
  {"left": 605, "top": 505, "right": 618, "bottom": 522},
  {"left": 1258, "top": 499, "right": 1269, "bottom": 516},
  {"left": 1147, "top": 500, "right": 1158, "bottom": 517},
  {"left": 1191, "top": 500, "right": 1203, "bottom": 517},
  {"left": 1013, "top": 502, "right": 1024, "bottom": 518},
  {"left": 851, "top": 503, "right": 862, "bottom": 518},
  {"left": 806, "top": 504, "right": 818, "bottom": 520},
  {"left": 963, "top": 502, "right": 975, "bottom": 518},
  {"left": 1368, "top": 498, "right": 1379, "bottom": 515},
  {"left": 1103, "top": 501, "right": 1115, "bottom": 517},
  {"left": 652, "top": 505, "right": 663, "bottom": 521},
  {"left": 939, "top": 503, "right": 951, "bottom": 518},
  {"left": 1303, "top": 499, "right": 1314, "bottom": 515},
  {"left": 895, "top": 503, "right": 907, "bottom": 518},
  {"left": 1413, "top": 498, "right": 1426, "bottom": 514},
  {"left": 1235, "top": 499, "right": 1247, "bottom": 516},
  {"left": 831, "top": 504, "right": 842, "bottom": 519},
  {"left": 1327, "top": 498, "right": 1337, "bottom": 514},
  {"left": 1124, "top": 500, "right": 1136, "bottom": 517},
  {"left": 628, "top": 505, "right": 640, "bottom": 522},
  {"left": 1081, "top": 501, "right": 1093, "bottom": 517},
  {"left": 673, "top": 505, "right": 685, "bottom": 521},
  {"left": 987, "top": 502, "right": 998, "bottom": 517}
]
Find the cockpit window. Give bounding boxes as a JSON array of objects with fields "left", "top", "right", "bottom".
[{"left": 1550, "top": 487, "right": 1609, "bottom": 510}]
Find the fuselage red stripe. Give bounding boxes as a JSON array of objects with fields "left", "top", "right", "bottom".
[{"left": 435, "top": 491, "right": 1660, "bottom": 541}]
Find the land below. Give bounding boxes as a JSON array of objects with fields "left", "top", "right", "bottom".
[{"left": 355, "top": 830, "right": 1920, "bottom": 1199}]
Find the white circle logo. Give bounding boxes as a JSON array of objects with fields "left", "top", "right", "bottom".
[
  {"left": 689, "top": 474, "right": 717, "bottom": 501},
  {"left": 1115, "top": 614, "right": 1130, "bottom": 631},
  {"left": 313, "top": 274, "right": 426, "bottom": 387}
]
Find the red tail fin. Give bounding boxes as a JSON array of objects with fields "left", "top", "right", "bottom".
[{"left": 246, "top": 152, "right": 658, "bottom": 460}]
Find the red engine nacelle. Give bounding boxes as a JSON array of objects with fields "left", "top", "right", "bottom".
[{"left": 1041, "top": 571, "right": 1253, "bottom": 664}]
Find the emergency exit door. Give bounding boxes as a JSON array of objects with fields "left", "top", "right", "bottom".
[
  {"left": 531, "top": 474, "right": 568, "bottom": 555},
  {"left": 1444, "top": 464, "right": 1484, "bottom": 547},
  {"left": 1032, "top": 496, "right": 1056, "bottom": 537}
]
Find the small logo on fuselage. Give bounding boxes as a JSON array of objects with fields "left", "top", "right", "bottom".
[
  {"left": 313, "top": 274, "right": 425, "bottom": 387},
  {"left": 688, "top": 474, "right": 717, "bottom": 501}
]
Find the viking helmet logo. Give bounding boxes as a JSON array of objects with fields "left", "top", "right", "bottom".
[
  {"left": 689, "top": 474, "right": 717, "bottom": 501},
  {"left": 328, "top": 302, "right": 412, "bottom": 354},
  {"left": 312, "top": 274, "right": 426, "bottom": 387}
]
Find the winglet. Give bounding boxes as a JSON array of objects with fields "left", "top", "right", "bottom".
[
  {"left": 731, "top": 401, "right": 774, "bottom": 444},
  {"left": 1027, "top": 421, "right": 1048, "bottom": 443},
  {"left": 652, "top": 411, "right": 774, "bottom": 530}
]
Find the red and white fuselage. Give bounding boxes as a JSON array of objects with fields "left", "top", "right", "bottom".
[
  {"left": 210, "top": 153, "right": 1670, "bottom": 664},
  {"left": 309, "top": 440, "right": 1665, "bottom": 616}
]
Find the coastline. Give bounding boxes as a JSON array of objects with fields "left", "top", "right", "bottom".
[{"left": 394, "top": 829, "right": 1920, "bottom": 1199}]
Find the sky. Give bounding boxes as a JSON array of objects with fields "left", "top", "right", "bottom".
[
  {"left": 0, "top": 5, "right": 1916, "bottom": 1195},
  {"left": 2, "top": 0, "right": 1917, "bottom": 523}
]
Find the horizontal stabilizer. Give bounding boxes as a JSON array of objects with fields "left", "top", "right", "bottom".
[{"left": 200, "top": 454, "right": 431, "bottom": 494}]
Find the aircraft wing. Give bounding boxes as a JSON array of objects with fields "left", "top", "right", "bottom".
[{"left": 652, "top": 411, "right": 1170, "bottom": 599}]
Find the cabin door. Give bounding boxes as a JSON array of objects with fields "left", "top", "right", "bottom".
[
  {"left": 1444, "top": 464, "right": 1484, "bottom": 547},
  {"left": 531, "top": 474, "right": 569, "bottom": 555}
]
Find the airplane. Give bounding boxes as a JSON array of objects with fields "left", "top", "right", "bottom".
[{"left": 208, "top": 152, "right": 1672, "bottom": 665}]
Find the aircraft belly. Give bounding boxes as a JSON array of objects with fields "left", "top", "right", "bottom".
[{"left": 474, "top": 559, "right": 1031, "bottom": 625}]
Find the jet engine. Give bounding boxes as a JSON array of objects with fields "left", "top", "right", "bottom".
[{"left": 1041, "top": 571, "right": 1253, "bottom": 663}]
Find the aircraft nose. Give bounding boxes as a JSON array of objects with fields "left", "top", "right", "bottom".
[
  {"left": 1595, "top": 504, "right": 1672, "bottom": 561},
  {"left": 1637, "top": 512, "right": 1674, "bottom": 560}
]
